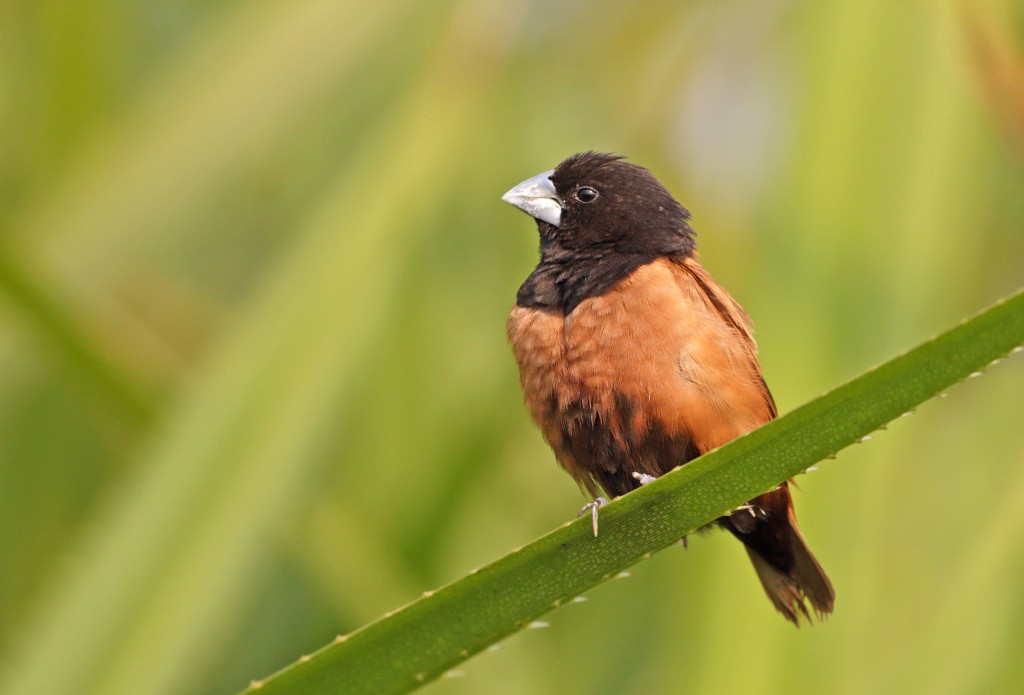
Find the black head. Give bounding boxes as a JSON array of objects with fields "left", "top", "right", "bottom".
[
  {"left": 503, "top": 152, "right": 696, "bottom": 312},
  {"left": 547, "top": 152, "right": 695, "bottom": 256}
]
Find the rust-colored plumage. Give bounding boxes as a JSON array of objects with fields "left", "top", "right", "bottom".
[{"left": 502, "top": 152, "right": 834, "bottom": 624}]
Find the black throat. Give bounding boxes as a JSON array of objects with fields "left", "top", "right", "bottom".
[
  {"left": 515, "top": 210, "right": 696, "bottom": 314},
  {"left": 516, "top": 247, "right": 676, "bottom": 314}
]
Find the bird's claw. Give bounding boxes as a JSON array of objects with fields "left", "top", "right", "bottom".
[
  {"left": 577, "top": 497, "right": 608, "bottom": 537},
  {"left": 574, "top": 474, "right": 655, "bottom": 537}
]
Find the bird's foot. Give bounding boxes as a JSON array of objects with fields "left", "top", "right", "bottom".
[
  {"left": 632, "top": 472, "right": 658, "bottom": 486},
  {"left": 577, "top": 497, "right": 608, "bottom": 537}
]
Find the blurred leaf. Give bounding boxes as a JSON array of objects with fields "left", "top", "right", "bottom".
[
  {"left": 0, "top": 10, "right": 500, "bottom": 695},
  {"left": 0, "top": 0, "right": 432, "bottom": 411},
  {"left": 961, "top": 0, "right": 1024, "bottom": 155},
  {"left": 0, "top": 252, "right": 158, "bottom": 422}
]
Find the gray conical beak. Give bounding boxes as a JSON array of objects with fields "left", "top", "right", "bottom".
[{"left": 501, "top": 170, "right": 562, "bottom": 227}]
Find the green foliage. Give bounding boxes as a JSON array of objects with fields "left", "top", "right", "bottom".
[{"left": 0, "top": 2, "right": 1022, "bottom": 695}]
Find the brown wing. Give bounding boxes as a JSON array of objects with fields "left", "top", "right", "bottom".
[
  {"left": 674, "top": 256, "right": 777, "bottom": 419},
  {"left": 672, "top": 258, "right": 833, "bottom": 622}
]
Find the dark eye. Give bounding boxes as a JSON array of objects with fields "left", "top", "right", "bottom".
[{"left": 575, "top": 186, "right": 598, "bottom": 203}]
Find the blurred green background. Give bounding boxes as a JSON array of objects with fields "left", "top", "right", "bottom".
[{"left": 1, "top": 1, "right": 1023, "bottom": 694}]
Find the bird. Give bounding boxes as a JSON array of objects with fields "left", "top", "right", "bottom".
[{"left": 501, "top": 151, "right": 834, "bottom": 624}]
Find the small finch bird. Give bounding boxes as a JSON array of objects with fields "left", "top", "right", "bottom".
[{"left": 502, "top": 152, "right": 834, "bottom": 624}]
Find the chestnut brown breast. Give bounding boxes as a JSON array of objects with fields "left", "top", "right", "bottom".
[{"left": 507, "top": 256, "right": 775, "bottom": 497}]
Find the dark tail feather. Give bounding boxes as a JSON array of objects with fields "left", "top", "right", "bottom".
[
  {"left": 744, "top": 523, "right": 835, "bottom": 624},
  {"left": 725, "top": 486, "right": 835, "bottom": 625}
]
